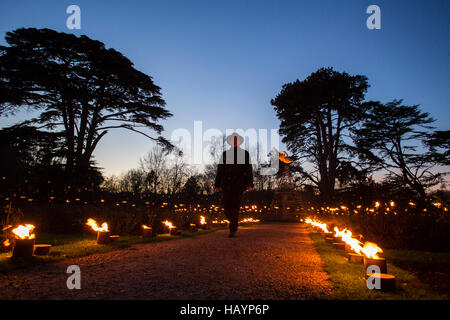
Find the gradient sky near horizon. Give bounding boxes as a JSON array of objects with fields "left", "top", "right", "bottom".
[{"left": 0, "top": 0, "right": 449, "bottom": 177}]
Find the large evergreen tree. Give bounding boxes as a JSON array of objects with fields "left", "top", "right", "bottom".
[
  {"left": 353, "top": 100, "right": 449, "bottom": 202},
  {"left": 271, "top": 67, "right": 370, "bottom": 200},
  {"left": 0, "top": 28, "right": 172, "bottom": 188}
]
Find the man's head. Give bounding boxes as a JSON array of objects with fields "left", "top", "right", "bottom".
[{"left": 226, "top": 133, "right": 244, "bottom": 147}]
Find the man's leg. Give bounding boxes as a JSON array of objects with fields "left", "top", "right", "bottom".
[
  {"left": 222, "top": 191, "right": 233, "bottom": 233},
  {"left": 229, "top": 205, "right": 239, "bottom": 233},
  {"left": 223, "top": 190, "right": 243, "bottom": 235}
]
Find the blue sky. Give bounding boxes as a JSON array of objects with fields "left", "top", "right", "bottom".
[{"left": 0, "top": 0, "right": 449, "bottom": 176}]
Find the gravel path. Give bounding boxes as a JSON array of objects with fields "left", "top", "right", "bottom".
[{"left": 0, "top": 223, "right": 332, "bottom": 299}]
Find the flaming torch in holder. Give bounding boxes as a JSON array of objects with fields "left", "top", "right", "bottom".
[
  {"left": 11, "top": 224, "right": 36, "bottom": 259},
  {"left": 141, "top": 224, "right": 155, "bottom": 238},
  {"left": 163, "top": 220, "right": 180, "bottom": 235},
  {"left": 189, "top": 223, "right": 198, "bottom": 232},
  {"left": 1, "top": 238, "right": 11, "bottom": 253},
  {"left": 362, "top": 242, "right": 386, "bottom": 274},
  {"left": 306, "top": 218, "right": 396, "bottom": 291},
  {"left": 86, "top": 218, "right": 111, "bottom": 244},
  {"left": 362, "top": 242, "right": 395, "bottom": 291},
  {"left": 1, "top": 225, "right": 12, "bottom": 253},
  {"left": 199, "top": 216, "right": 208, "bottom": 229}
]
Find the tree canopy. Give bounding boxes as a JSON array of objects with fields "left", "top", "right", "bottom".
[
  {"left": 271, "top": 67, "right": 370, "bottom": 200},
  {"left": 353, "top": 100, "right": 449, "bottom": 201},
  {"left": 0, "top": 28, "right": 172, "bottom": 188}
]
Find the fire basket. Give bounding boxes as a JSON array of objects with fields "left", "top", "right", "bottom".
[
  {"left": 86, "top": 219, "right": 111, "bottom": 244},
  {"left": 163, "top": 220, "right": 179, "bottom": 235},
  {"left": 366, "top": 273, "right": 396, "bottom": 291},
  {"left": 11, "top": 224, "right": 36, "bottom": 259},
  {"left": 325, "top": 237, "right": 335, "bottom": 244},
  {"left": 332, "top": 242, "right": 345, "bottom": 250},
  {"left": 109, "top": 235, "right": 120, "bottom": 242},
  {"left": 142, "top": 225, "right": 155, "bottom": 238},
  {"left": 199, "top": 216, "right": 208, "bottom": 229},
  {"left": 13, "top": 239, "right": 35, "bottom": 259},
  {"left": 345, "top": 243, "right": 354, "bottom": 253},
  {"left": 364, "top": 256, "right": 387, "bottom": 276},
  {"left": 96, "top": 231, "right": 111, "bottom": 244},
  {"left": 33, "top": 244, "right": 52, "bottom": 256},
  {"left": 347, "top": 253, "right": 363, "bottom": 264}
]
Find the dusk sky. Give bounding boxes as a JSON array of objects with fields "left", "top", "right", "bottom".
[{"left": 0, "top": 0, "right": 449, "bottom": 177}]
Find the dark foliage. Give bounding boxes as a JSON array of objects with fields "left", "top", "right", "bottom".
[
  {"left": 0, "top": 28, "right": 172, "bottom": 188},
  {"left": 271, "top": 67, "right": 372, "bottom": 201},
  {"left": 353, "top": 100, "right": 449, "bottom": 202}
]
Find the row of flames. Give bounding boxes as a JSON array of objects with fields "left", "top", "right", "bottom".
[
  {"left": 304, "top": 200, "right": 448, "bottom": 217},
  {"left": 305, "top": 218, "right": 383, "bottom": 259},
  {"left": 141, "top": 216, "right": 260, "bottom": 232},
  {"left": 2, "top": 215, "right": 261, "bottom": 249}
]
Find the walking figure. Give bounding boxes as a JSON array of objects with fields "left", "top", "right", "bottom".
[{"left": 215, "top": 133, "right": 254, "bottom": 237}]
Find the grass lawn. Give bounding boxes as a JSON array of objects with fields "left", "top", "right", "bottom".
[
  {"left": 307, "top": 228, "right": 448, "bottom": 300},
  {"left": 0, "top": 227, "right": 224, "bottom": 273}
]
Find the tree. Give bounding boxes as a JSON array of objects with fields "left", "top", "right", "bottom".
[
  {"left": 101, "top": 175, "right": 121, "bottom": 193},
  {"left": 0, "top": 28, "right": 172, "bottom": 188},
  {"left": 0, "top": 125, "right": 64, "bottom": 195},
  {"left": 424, "top": 130, "right": 450, "bottom": 166},
  {"left": 353, "top": 100, "right": 449, "bottom": 202},
  {"left": 166, "top": 152, "right": 189, "bottom": 195},
  {"left": 271, "top": 67, "right": 370, "bottom": 201},
  {"left": 119, "top": 169, "right": 146, "bottom": 194},
  {"left": 180, "top": 175, "right": 202, "bottom": 204},
  {"left": 139, "top": 146, "right": 169, "bottom": 193}
]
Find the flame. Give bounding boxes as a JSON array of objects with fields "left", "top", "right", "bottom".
[
  {"left": 163, "top": 220, "right": 175, "bottom": 229},
  {"left": 432, "top": 202, "right": 442, "bottom": 208},
  {"left": 2, "top": 225, "right": 12, "bottom": 231},
  {"left": 335, "top": 227, "right": 363, "bottom": 255},
  {"left": 361, "top": 242, "right": 383, "bottom": 259},
  {"left": 333, "top": 226, "right": 346, "bottom": 238},
  {"left": 279, "top": 151, "right": 294, "bottom": 164},
  {"left": 3, "top": 239, "right": 10, "bottom": 247},
  {"left": 308, "top": 219, "right": 384, "bottom": 259},
  {"left": 86, "top": 218, "right": 109, "bottom": 232},
  {"left": 240, "top": 218, "right": 260, "bottom": 223},
  {"left": 142, "top": 224, "right": 151, "bottom": 230},
  {"left": 12, "top": 224, "right": 36, "bottom": 240},
  {"left": 334, "top": 227, "right": 382, "bottom": 258},
  {"left": 212, "top": 218, "right": 231, "bottom": 224},
  {"left": 200, "top": 216, "right": 206, "bottom": 225},
  {"left": 305, "top": 218, "right": 331, "bottom": 233}
]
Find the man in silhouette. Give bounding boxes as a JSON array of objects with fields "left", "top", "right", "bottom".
[{"left": 215, "top": 133, "right": 254, "bottom": 237}]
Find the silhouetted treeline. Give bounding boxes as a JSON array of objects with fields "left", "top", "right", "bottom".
[{"left": 1, "top": 28, "right": 449, "bottom": 231}]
